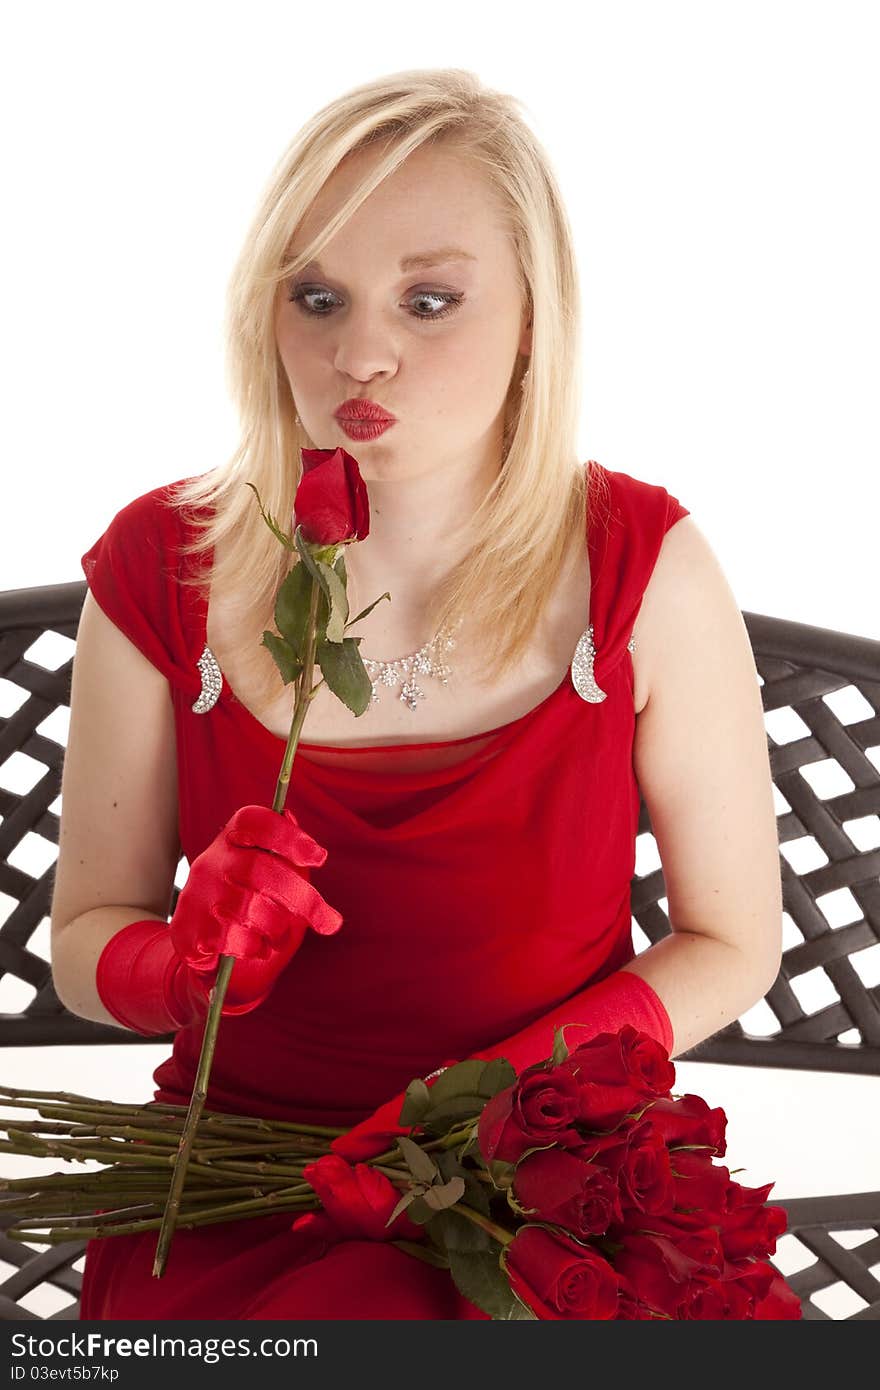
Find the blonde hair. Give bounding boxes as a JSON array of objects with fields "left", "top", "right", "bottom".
[{"left": 167, "top": 66, "right": 606, "bottom": 719}]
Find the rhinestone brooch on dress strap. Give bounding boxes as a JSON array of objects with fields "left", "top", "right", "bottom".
[
  {"left": 192, "top": 644, "right": 222, "bottom": 713},
  {"left": 570, "top": 626, "right": 636, "bottom": 704}
]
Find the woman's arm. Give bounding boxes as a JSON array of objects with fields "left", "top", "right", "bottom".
[
  {"left": 50, "top": 589, "right": 180, "bottom": 1026},
  {"left": 628, "top": 514, "right": 783, "bottom": 1056}
]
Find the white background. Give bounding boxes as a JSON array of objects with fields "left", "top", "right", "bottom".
[{"left": 1, "top": 0, "right": 878, "bottom": 1319}]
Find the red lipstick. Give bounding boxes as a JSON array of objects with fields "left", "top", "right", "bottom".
[{"left": 334, "top": 397, "right": 397, "bottom": 441}]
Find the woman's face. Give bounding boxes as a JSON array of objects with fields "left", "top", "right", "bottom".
[{"left": 274, "top": 141, "right": 531, "bottom": 482}]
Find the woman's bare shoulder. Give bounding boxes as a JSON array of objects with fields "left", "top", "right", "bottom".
[{"left": 631, "top": 516, "right": 745, "bottom": 714}]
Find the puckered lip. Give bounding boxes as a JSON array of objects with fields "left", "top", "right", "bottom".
[{"left": 334, "top": 397, "right": 396, "bottom": 421}]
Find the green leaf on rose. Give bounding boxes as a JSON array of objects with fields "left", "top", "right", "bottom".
[
  {"left": 314, "top": 636, "right": 373, "bottom": 716},
  {"left": 506, "top": 1186, "right": 540, "bottom": 1219},
  {"left": 344, "top": 591, "right": 392, "bottom": 629},
  {"left": 397, "top": 1078, "right": 432, "bottom": 1126},
  {"left": 404, "top": 1195, "right": 438, "bottom": 1226},
  {"left": 311, "top": 542, "right": 341, "bottom": 566},
  {"left": 420, "top": 1176, "right": 467, "bottom": 1211},
  {"left": 476, "top": 1058, "right": 517, "bottom": 1097},
  {"left": 551, "top": 1026, "right": 570, "bottom": 1066},
  {"left": 245, "top": 482, "right": 297, "bottom": 551},
  {"left": 504, "top": 1296, "right": 540, "bottom": 1320},
  {"left": 397, "top": 1135, "right": 440, "bottom": 1185},
  {"left": 422, "top": 1095, "right": 490, "bottom": 1131},
  {"left": 293, "top": 524, "right": 332, "bottom": 599},
  {"left": 273, "top": 563, "right": 312, "bottom": 658},
  {"left": 416, "top": 1058, "right": 515, "bottom": 1129},
  {"left": 315, "top": 559, "right": 349, "bottom": 643},
  {"left": 422, "top": 1060, "right": 487, "bottom": 1107},
  {"left": 486, "top": 1157, "right": 516, "bottom": 1190},
  {"left": 428, "top": 1210, "right": 521, "bottom": 1319},
  {"left": 436, "top": 1151, "right": 492, "bottom": 1217},
  {"left": 385, "top": 1188, "right": 421, "bottom": 1227},
  {"left": 260, "top": 630, "right": 304, "bottom": 685}
]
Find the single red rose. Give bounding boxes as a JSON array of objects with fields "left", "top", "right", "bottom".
[
  {"left": 503, "top": 1225, "right": 620, "bottom": 1320},
  {"left": 512, "top": 1148, "right": 623, "bottom": 1237},
  {"left": 299, "top": 1152, "right": 424, "bottom": 1245},
  {"left": 477, "top": 1066, "right": 583, "bottom": 1165},
  {"left": 643, "top": 1093, "right": 727, "bottom": 1157},
  {"left": 295, "top": 447, "right": 370, "bottom": 545},
  {"left": 617, "top": 1124, "right": 674, "bottom": 1214},
  {"left": 719, "top": 1201, "right": 788, "bottom": 1261},
  {"left": 668, "top": 1147, "right": 731, "bottom": 1220},
  {"left": 569, "top": 1024, "right": 675, "bottom": 1095}
]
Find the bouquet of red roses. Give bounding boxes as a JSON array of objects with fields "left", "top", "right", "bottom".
[{"left": 292, "top": 1024, "right": 802, "bottom": 1320}]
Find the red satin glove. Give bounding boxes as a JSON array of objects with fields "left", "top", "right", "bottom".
[
  {"left": 330, "top": 1059, "right": 458, "bottom": 1163},
  {"left": 95, "top": 804, "right": 343, "bottom": 1035},
  {"left": 331, "top": 968, "right": 673, "bottom": 1163}
]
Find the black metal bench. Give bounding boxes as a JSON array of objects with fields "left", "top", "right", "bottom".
[{"left": 1, "top": 581, "right": 878, "bottom": 1319}]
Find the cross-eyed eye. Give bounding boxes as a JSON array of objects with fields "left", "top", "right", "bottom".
[{"left": 287, "top": 285, "right": 465, "bottom": 323}]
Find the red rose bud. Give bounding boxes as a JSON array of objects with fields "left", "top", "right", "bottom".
[
  {"left": 301, "top": 1152, "right": 423, "bottom": 1244},
  {"left": 641, "top": 1092, "right": 727, "bottom": 1157},
  {"left": 477, "top": 1068, "right": 583, "bottom": 1165},
  {"left": 503, "top": 1224, "right": 620, "bottom": 1320},
  {"left": 295, "top": 447, "right": 370, "bottom": 545},
  {"left": 512, "top": 1147, "right": 624, "bottom": 1237},
  {"left": 617, "top": 1124, "right": 674, "bottom": 1214},
  {"left": 568, "top": 1025, "right": 675, "bottom": 1100}
]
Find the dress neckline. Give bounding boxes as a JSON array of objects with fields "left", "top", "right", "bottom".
[
  {"left": 223, "top": 663, "right": 572, "bottom": 754},
  {"left": 188, "top": 462, "right": 611, "bottom": 757}
]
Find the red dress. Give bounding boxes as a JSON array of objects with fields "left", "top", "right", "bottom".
[{"left": 76, "top": 461, "right": 689, "bottom": 1319}]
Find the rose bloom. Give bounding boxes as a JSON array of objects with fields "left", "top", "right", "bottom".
[
  {"left": 503, "top": 1225, "right": 620, "bottom": 1320},
  {"left": 512, "top": 1147, "right": 623, "bottom": 1237},
  {"left": 294, "top": 446, "right": 370, "bottom": 545},
  {"left": 616, "top": 1123, "right": 674, "bottom": 1214},
  {"left": 561, "top": 1025, "right": 676, "bottom": 1129},
  {"left": 477, "top": 1064, "right": 585, "bottom": 1165},
  {"left": 645, "top": 1092, "right": 727, "bottom": 1157}
]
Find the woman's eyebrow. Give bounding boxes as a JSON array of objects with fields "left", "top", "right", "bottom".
[{"left": 294, "top": 247, "right": 478, "bottom": 275}]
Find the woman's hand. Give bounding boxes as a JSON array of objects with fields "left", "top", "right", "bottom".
[{"left": 170, "top": 804, "right": 343, "bottom": 1015}]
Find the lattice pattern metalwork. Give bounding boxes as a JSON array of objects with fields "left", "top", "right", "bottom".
[{"left": 0, "top": 582, "right": 878, "bottom": 1318}]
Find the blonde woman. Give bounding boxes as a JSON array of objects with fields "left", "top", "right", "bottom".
[{"left": 51, "top": 67, "right": 782, "bottom": 1319}]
